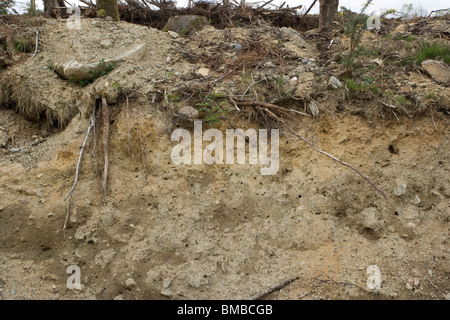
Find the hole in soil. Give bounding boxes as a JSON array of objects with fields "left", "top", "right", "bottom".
[{"left": 389, "top": 144, "right": 399, "bottom": 154}]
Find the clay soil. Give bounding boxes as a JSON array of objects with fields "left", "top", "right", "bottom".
[{"left": 0, "top": 12, "right": 449, "bottom": 300}]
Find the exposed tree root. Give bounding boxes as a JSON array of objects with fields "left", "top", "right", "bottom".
[
  {"left": 63, "top": 107, "right": 96, "bottom": 230},
  {"left": 101, "top": 97, "right": 110, "bottom": 204}
]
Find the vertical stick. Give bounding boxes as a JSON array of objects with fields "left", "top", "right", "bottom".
[{"left": 101, "top": 97, "right": 109, "bottom": 203}]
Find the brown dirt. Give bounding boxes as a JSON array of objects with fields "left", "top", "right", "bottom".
[{"left": 0, "top": 14, "right": 449, "bottom": 300}]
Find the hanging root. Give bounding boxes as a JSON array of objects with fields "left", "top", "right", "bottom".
[
  {"left": 101, "top": 97, "right": 110, "bottom": 204},
  {"left": 235, "top": 100, "right": 387, "bottom": 199},
  {"left": 63, "top": 107, "right": 96, "bottom": 230}
]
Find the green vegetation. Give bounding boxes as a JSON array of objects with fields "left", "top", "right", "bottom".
[
  {"left": 415, "top": 41, "right": 450, "bottom": 65},
  {"left": 340, "top": 1, "right": 396, "bottom": 69},
  {"left": 196, "top": 93, "right": 232, "bottom": 127},
  {"left": 97, "top": 9, "right": 107, "bottom": 18},
  {"left": 12, "top": 37, "right": 31, "bottom": 53}
]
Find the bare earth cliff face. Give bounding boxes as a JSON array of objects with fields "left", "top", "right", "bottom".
[{"left": 0, "top": 16, "right": 449, "bottom": 300}]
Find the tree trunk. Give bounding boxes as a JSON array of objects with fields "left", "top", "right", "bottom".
[
  {"left": 97, "top": 0, "right": 120, "bottom": 21},
  {"left": 319, "top": 0, "right": 339, "bottom": 30},
  {"left": 43, "top": 0, "right": 66, "bottom": 18}
]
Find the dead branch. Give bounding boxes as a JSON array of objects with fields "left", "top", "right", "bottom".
[
  {"left": 63, "top": 107, "right": 96, "bottom": 230},
  {"left": 303, "top": 0, "right": 318, "bottom": 16},
  {"left": 236, "top": 100, "right": 387, "bottom": 199},
  {"left": 428, "top": 8, "right": 450, "bottom": 17},
  {"left": 101, "top": 97, "right": 110, "bottom": 203},
  {"left": 250, "top": 277, "right": 296, "bottom": 300},
  {"left": 78, "top": 0, "right": 95, "bottom": 8}
]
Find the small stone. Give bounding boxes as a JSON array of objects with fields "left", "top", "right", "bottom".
[
  {"left": 114, "top": 294, "right": 124, "bottom": 300},
  {"left": 406, "top": 282, "right": 413, "bottom": 290},
  {"left": 197, "top": 67, "right": 210, "bottom": 77},
  {"left": 413, "top": 195, "right": 421, "bottom": 205},
  {"left": 233, "top": 43, "right": 242, "bottom": 51},
  {"left": 394, "top": 184, "right": 407, "bottom": 196},
  {"left": 125, "top": 278, "right": 136, "bottom": 288},
  {"left": 105, "top": 16, "right": 113, "bottom": 22},
  {"left": 10, "top": 148, "right": 20, "bottom": 152},
  {"left": 47, "top": 213, "right": 54, "bottom": 217},
  {"left": 100, "top": 39, "right": 113, "bottom": 49},
  {"left": 301, "top": 58, "right": 310, "bottom": 64},
  {"left": 178, "top": 106, "right": 199, "bottom": 120},
  {"left": 168, "top": 31, "right": 179, "bottom": 39},
  {"left": 37, "top": 173, "right": 43, "bottom": 179},
  {"left": 428, "top": 269, "right": 432, "bottom": 276},
  {"left": 329, "top": 76, "right": 343, "bottom": 89}
]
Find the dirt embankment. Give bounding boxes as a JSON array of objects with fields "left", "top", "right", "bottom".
[{"left": 0, "top": 14, "right": 449, "bottom": 300}]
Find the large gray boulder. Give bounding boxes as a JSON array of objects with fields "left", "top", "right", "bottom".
[{"left": 421, "top": 60, "right": 450, "bottom": 84}]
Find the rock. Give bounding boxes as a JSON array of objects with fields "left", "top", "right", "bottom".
[
  {"left": 329, "top": 76, "right": 343, "bottom": 89},
  {"left": 125, "top": 278, "right": 136, "bottom": 288},
  {"left": 197, "top": 67, "right": 210, "bottom": 77},
  {"left": 360, "top": 207, "right": 385, "bottom": 233},
  {"left": 413, "top": 195, "right": 421, "bottom": 205},
  {"left": 162, "top": 15, "right": 209, "bottom": 36},
  {"left": 406, "top": 278, "right": 420, "bottom": 290},
  {"left": 421, "top": 60, "right": 450, "bottom": 84},
  {"left": 100, "top": 39, "right": 113, "bottom": 49},
  {"left": 94, "top": 249, "right": 116, "bottom": 268},
  {"left": 54, "top": 44, "right": 145, "bottom": 82},
  {"left": 178, "top": 106, "right": 199, "bottom": 120},
  {"left": 113, "top": 294, "right": 124, "bottom": 300},
  {"left": 394, "top": 183, "right": 407, "bottom": 196},
  {"left": 10, "top": 147, "right": 20, "bottom": 153},
  {"left": 54, "top": 59, "right": 119, "bottom": 82},
  {"left": 301, "top": 58, "right": 310, "bottom": 65},
  {"left": 233, "top": 43, "right": 242, "bottom": 51},
  {"left": 168, "top": 31, "right": 179, "bottom": 39},
  {"left": 308, "top": 100, "right": 319, "bottom": 117}
]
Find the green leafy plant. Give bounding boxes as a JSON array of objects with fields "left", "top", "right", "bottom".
[
  {"left": 273, "top": 75, "right": 294, "bottom": 101},
  {"left": 97, "top": 9, "right": 106, "bottom": 18},
  {"left": 196, "top": 93, "right": 232, "bottom": 127}
]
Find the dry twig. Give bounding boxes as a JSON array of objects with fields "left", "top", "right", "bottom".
[{"left": 250, "top": 277, "right": 296, "bottom": 300}]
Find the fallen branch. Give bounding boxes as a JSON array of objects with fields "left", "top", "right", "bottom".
[
  {"left": 63, "top": 108, "right": 96, "bottom": 230},
  {"left": 101, "top": 97, "right": 110, "bottom": 203},
  {"left": 250, "top": 277, "right": 296, "bottom": 300},
  {"left": 236, "top": 100, "right": 387, "bottom": 199}
]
